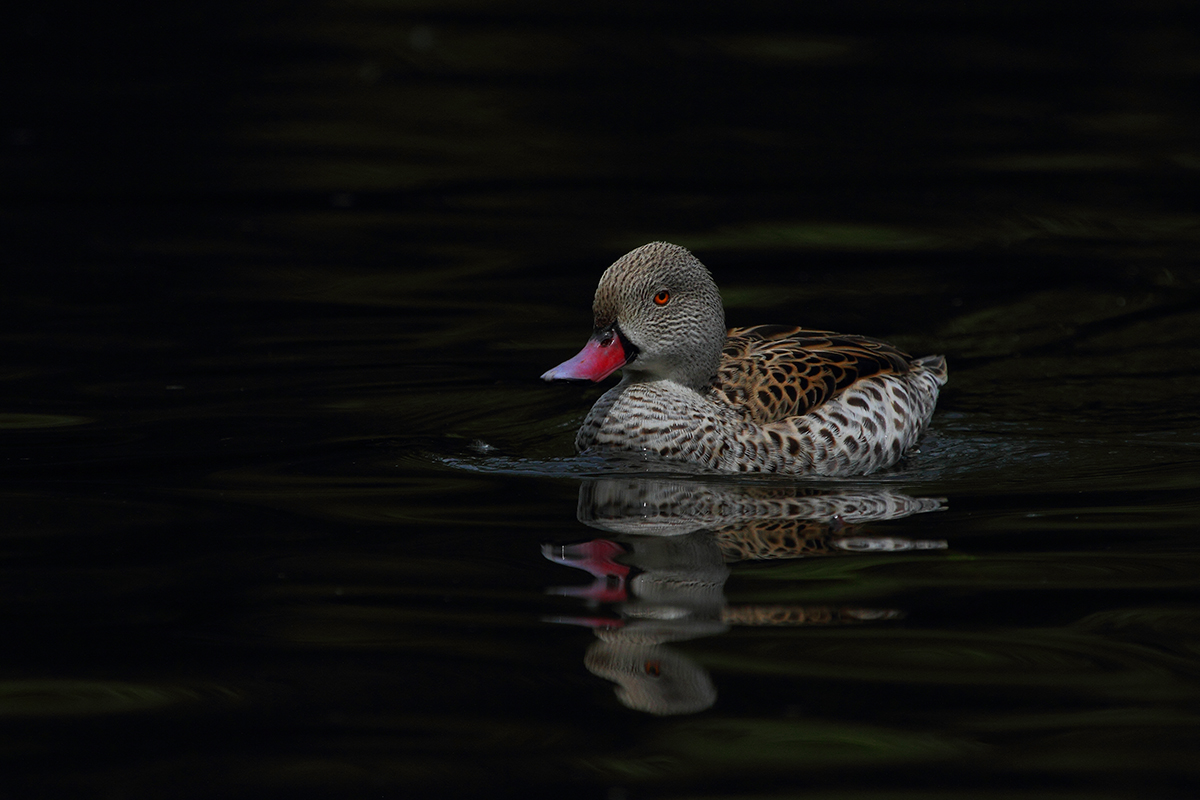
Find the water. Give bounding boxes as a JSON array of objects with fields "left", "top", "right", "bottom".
[{"left": 6, "top": 3, "right": 1200, "bottom": 798}]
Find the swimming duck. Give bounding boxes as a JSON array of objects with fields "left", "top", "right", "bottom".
[{"left": 542, "top": 242, "right": 947, "bottom": 476}]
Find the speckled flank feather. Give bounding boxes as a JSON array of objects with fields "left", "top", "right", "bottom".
[
  {"left": 553, "top": 242, "right": 947, "bottom": 476},
  {"left": 577, "top": 354, "right": 944, "bottom": 476}
]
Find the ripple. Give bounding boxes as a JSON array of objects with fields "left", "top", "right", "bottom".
[
  {"left": 438, "top": 448, "right": 952, "bottom": 485},
  {"left": 0, "top": 413, "right": 92, "bottom": 429},
  {"left": 435, "top": 426, "right": 1072, "bottom": 488},
  {"left": 898, "top": 553, "right": 1200, "bottom": 589},
  {"left": 709, "top": 627, "right": 1200, "bottom": 692},
  {"left": 0, "top": 679, "right": 241, "bottom": 718},
  {"left": 436, "top": 452, "right": 620, "bottom": 478},
  {"left": 585, "top": 716, "right": 976, "bottom": 778}
]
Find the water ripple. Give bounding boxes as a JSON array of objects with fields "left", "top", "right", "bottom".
[{"left": 0, "top": 679, "right": 242, "bottom": 718}]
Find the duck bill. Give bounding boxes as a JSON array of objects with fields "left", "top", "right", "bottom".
[{"left": 541, "top": 332, "right": 629, "bottom": 382}]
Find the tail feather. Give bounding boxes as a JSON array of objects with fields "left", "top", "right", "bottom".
[{"left": 913, "top": 355, "right": 948, "bottom": 386}]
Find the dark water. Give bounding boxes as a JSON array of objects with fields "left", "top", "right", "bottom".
[{"left": 6, "top": 3, "right": 1200, "bottom": 798}]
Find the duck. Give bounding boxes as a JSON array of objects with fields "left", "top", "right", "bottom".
[{"left": 541, "top": 242, "right": 947, "bottom": 476}]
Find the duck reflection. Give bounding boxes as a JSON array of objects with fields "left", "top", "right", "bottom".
[{"left": 543, "top": 478, "right": 946, "bottom": 715}]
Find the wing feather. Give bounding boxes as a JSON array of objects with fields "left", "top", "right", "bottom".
[{"left": 709, "top": 325, "right": 918, "bottom": 423}]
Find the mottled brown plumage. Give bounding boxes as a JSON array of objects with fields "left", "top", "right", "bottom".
[
  {"left": 542, "top": 242, "right": 947, "bottom": 476},
  {"left": 712, "top": 326, "right": 917, "bottom": 423}
]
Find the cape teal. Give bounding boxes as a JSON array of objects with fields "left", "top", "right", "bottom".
[{"left": 542, "top": 242, "right": 947, "bottom": 476}]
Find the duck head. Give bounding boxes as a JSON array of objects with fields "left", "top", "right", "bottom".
[{"left": 541, "top": 242, "right": 726, "bottom": 390}]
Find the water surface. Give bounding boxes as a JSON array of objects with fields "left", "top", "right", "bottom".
[{"left": 5, "top": 2, "right": 1200, "bottom": 798}]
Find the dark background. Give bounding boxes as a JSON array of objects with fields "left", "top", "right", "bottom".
[{"left": 4, "top": 2, "right": 1200, "bottom": 799}]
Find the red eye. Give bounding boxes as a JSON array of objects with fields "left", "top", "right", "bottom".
[
  {"left": 653, "top": 290, "right": 670, "bottom": 306},
  {"left": 644, "top": 660, "right": 662, "bottom": 677}
]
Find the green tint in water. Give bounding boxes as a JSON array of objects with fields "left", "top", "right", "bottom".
[{"left": 5, "top": 2, "right": 1200, "bottom": 799}]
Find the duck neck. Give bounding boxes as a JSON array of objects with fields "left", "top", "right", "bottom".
[{"left": 619, "top": 356, "right": 719, "bottom": 393}]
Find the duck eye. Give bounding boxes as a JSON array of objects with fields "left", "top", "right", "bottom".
[{"left": 653, "top": 290, "right": 670, "bottom": 306}]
